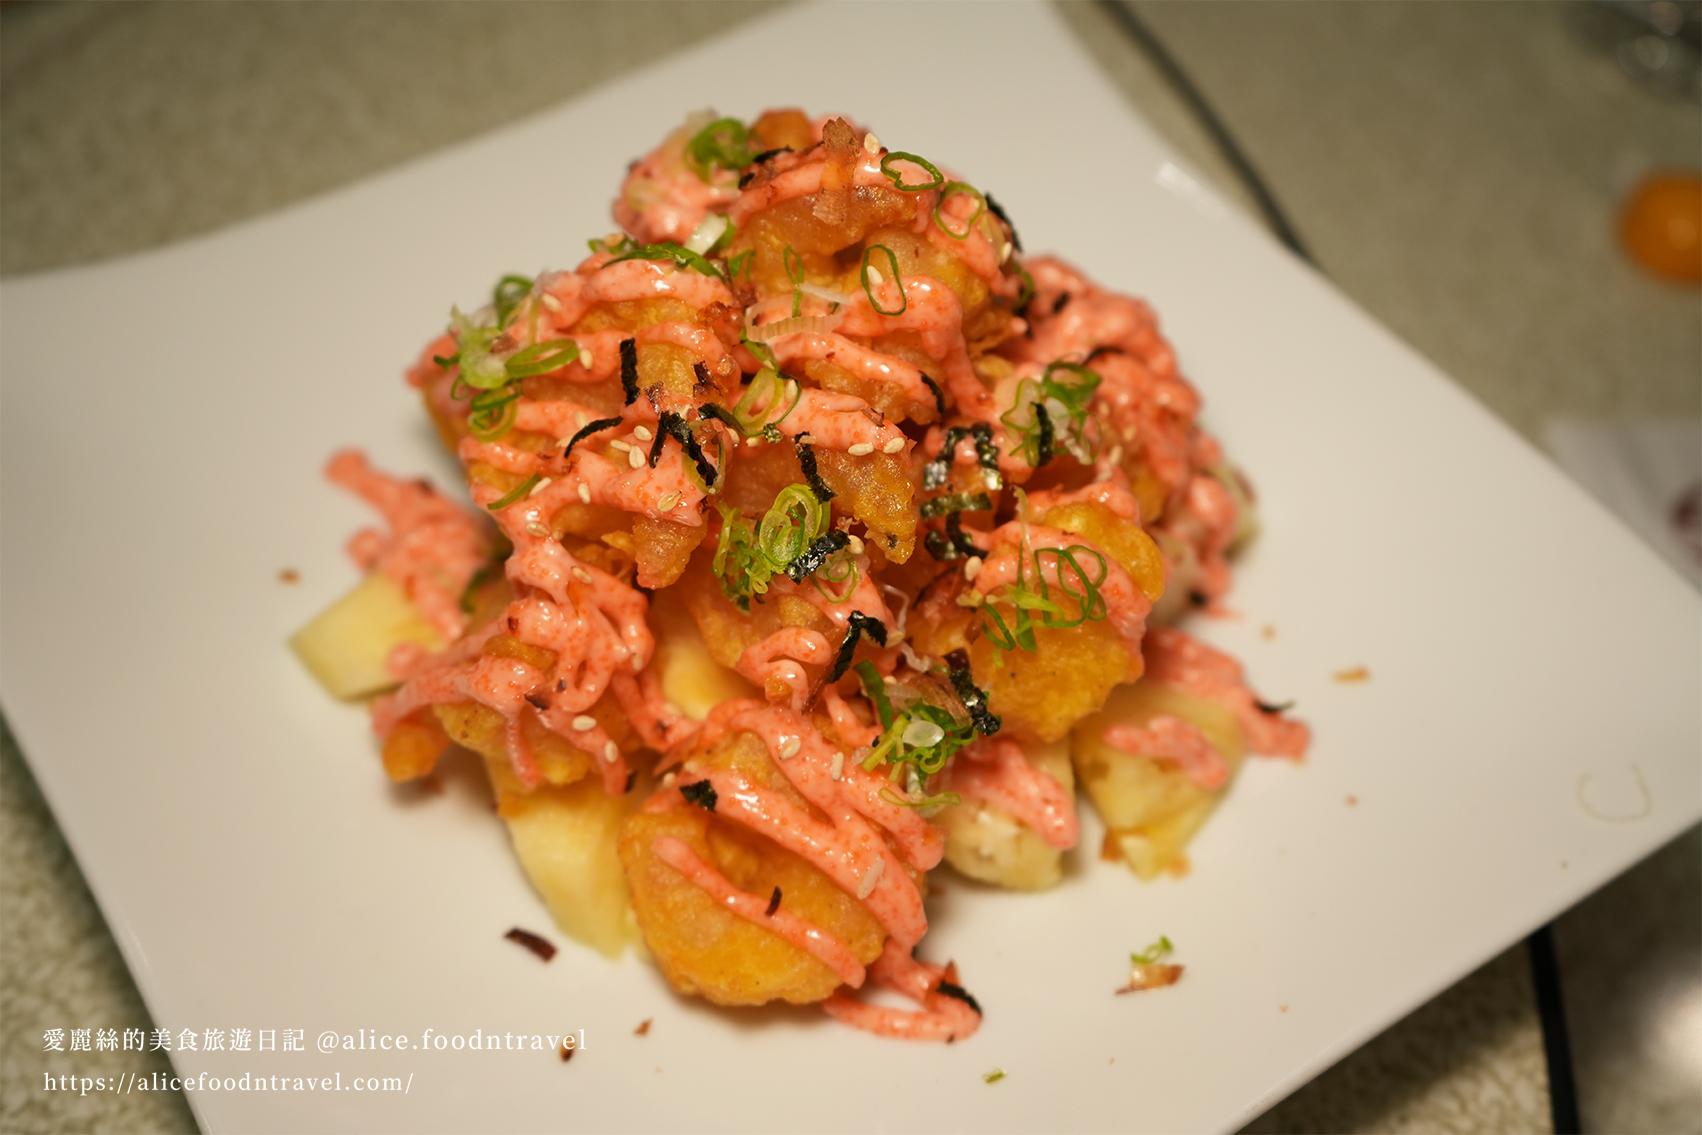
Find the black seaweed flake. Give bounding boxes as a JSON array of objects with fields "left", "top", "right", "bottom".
[
  {"left": 558, "top": 415, "right": 626, "bottom": 459},
  {"left": 970, "top": 423, "right": 1000, "bottom": 476},
  {"left": 1034, "top": 402, "right": 1055, "bottom": 467},
  {"left": 651, "top": 410, "right": 719, "bottom": 484},
  {"left": 765, "top": 886, "right": 782, "bottom": 916},
  {"left": 985, "top": 192, "right": 1022, "bottom": 252},
  {"left": 921, "top": 374, "right": 947, "bottom": 420},
  {"left": 1255, "top": 699, "right": 1296, "bottom": 715},
  {"left": 825, "top": 611, "right": 888, "bottom": 683},
  {"left": 692, "top": 360, "right": 716, "bottom": 394},
  {"left": 680, "top": 780, "right": 718, "bottom": 811},
  {"left": 624, "top": 770, "right": 637, "bottom": 793},
  {"left": 945, "top": 649, "right": 1001, "bottom": 736},
  {"left": 793, "top": 433, "right": 836, "bottom": 501},
  {"left": 1083, "top": 345, "right": 1121, "bottom": 365},
  {"left": 1189, "top": 590, "right": 1209, "bottom": 608},
  {"left": 935, "top": 981, "right": 983, "bottom": 1016},
  {"left": 918, "top": 492, "right": 992, "bottom": 520},
  {"left": 922, "top": 427, "right": 967, "bottom": 491},
  {"left": 784, "top": 530, "right": 850, "bottom": 583},
  {"left": 524, "top": 692, "right": 550, "bottom": 711},
  {"left": 620, "top": 338, "right": 639, "bottom": 405},
  {"left": 1052, "top": 292, "right": 1072, "bottom": 314}
]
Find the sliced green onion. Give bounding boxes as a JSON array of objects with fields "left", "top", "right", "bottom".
[
  {"left": 607, "top": 240, "right": 725, "bottom": 281},
  {"left": 727, "top": 249, "right": 755, "bottom": 279},
  {"left": 493, "top": 274, "right": 532, "bottom": 328},
  {"left": 860, "top": 245, "right": 907, "bottom": 317},
  {"left": 504, "top": 339, "right": 580, "bottom": 379},
  {"left": 878, "top": 151, "right": 945, "bottom": 192},
  {"left": 855, "top": 661, "right": 896, "bottom": 729},
  {"left": 487, "top": 473, "right": 541, "bottom": 511},
  {"left": 933, "top": 182, "right": 986, "bottom": 240},
  {"left": 684, "top": 117, "right": 755, "bottom": 183},
  {"left": 1131, "top": 935, "right": 1174, "bottom": 965}
]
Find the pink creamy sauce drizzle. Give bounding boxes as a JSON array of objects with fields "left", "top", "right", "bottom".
[
  {"left": 1104, "top": 716, "right": 1228, "bottom": 790},
  {"left": 822, "top": 939, "right": 982, "bottom": 1042},
  {"left": 949, "top": 738, "right": 1079, "bottom": 850},
  {"left": 649, "top": 834, "right": 867, "bottom": 987},
  {"left": 646, "top": 699, "right": 980, "bottom": 1038},
  {"left": 325, "top": 450, "right": 488, "bottom": 643},
  {"left": 1141, "top": 626, "right": 1310, "bottom": 760},
  {"left": 360, "top": 113, "right": 1282, "bottom": 1044}
]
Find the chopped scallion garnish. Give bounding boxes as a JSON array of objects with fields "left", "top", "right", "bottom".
[
  {"left": 487, "top": 474, "right": 542, "bottom": 511},
  {"left": 878, "top": 151, "right": 945, "bottom": 192},
  {"left": 684, "top": 117, "right": 757, "bottom": 183},
  {"left": 933, "top": 181, "right": 987, "bottom": 240},
  {"left": 860, "top": 245, "right": 907, "bottom": 317}
]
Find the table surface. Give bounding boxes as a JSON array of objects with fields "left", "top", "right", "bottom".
[{"left": 1, "top": 2, "right": 1697, "bottom": 1132}]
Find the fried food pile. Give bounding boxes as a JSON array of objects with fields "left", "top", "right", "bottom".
[{"left": 291, "top": 109, "right": 1308, "bottom": 1041}]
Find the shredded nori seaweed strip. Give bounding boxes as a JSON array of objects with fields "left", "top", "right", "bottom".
[
  {"left": 825, "top": 611, "right": 888, "bottom": 683},
  {"left": 922, "top": 427, "right": 967, "bottom": 490},
  {"left": 985, "top": 192, "right": 1022, "bottom": 252},
  {"left": 1033, "top": 402, "right": 1055, "bottom": 467},
  {"left": 765, "top": 886, "right": 782, "bottom": 916},
  {"left": 793, "top": 433, "right": 836, "bottom": 501},
  {"left": 619, "top": 338, "right": 639, "bottom": 405},
  {"left": 1189, "top": 590, "right": 1209, "bottom": 608},
  {"left": 945, "top": 648, "right": 1001, "bottom": 735},
  {"left": 561, "top": 415, "right": 624, "bottom": 460},
  {"left": 680, "top": 780, "right": 718, "bottom": 811},
  {"left": 935, "top": 981, "right": 983, "bottom": 1015},
  {"left": 924, "top": 515, "right": 981, "bottom": 562},
  {"left": 624, "top": 770, "right": 637, "bottom": 793},
  {"left": 1083, "top": 345, "right": 1122, "bottom": 365},
  {"left": 751, "top": 147, "right": 792, "bottom": 166},
  {"left": 919, "top": 491, "right": 992, "bottom": 520},
  {"left": 1255, "top": 699, "right": 1295, "bottom": 715},
  {"left": 650, "top": 410, "right": 719, "bottom": 484},
  {"left": 524, "top": 692, "right": 550, "bottom": 711},
  {"left": 505, "top": 928, "right": 558, "bottom": 962},
  {"left": 784, "top": 530, "right": 850, "bottom": 583},
  {"left": 921, "top": 373, "right": 947, "bottom": 419},
  {"left": 1052, "top": 292, "right": 1072, "bottom": 314}
]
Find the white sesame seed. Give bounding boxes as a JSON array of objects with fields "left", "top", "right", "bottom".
[
  {"left": 1000, "top": 243, "right": 1014, "bottom": 266},
  {"left": 633, "top": 425, "right": 654, "bottom": 441},
  {"left": 1107, "top": 444, "right": 1123, "bottom": 465},
  {"left": 572, "top": 715, "right": 597, "bottom": 732},
  {"left": 608, "top": 439, "right": 631, "bottom": 453},
  {"left": 883, "top": 674, "right": 897, "bottom": 686},
  {"left": 882, "top": 436, "right": 904, "bottom": 454},
  {"left": 866, "top": 266, "right": 884, "bottom": 287},
  {"left": 540, "top": 293, "right": 562, "bottom": 312},
  {"left": 964, "top": 556, "right": 983, "bottom": 581},
  {"left": 847, "top": 534, "right": 865, "bottom": 555},
  {"left": 571, "top": 566, "right": 593, "bottom": 584},
  {"left": 830, "top": 752, "right": 844, "bottom": 781},
  {"left": 863, "top": 132, "right": 881, "bottom": 152},
  {"left": 658, "top": 491, "right": 681, "bottom": 511},
  {"left": 580, "top": 350, "right": 594, "bottom": 371},
  {"left": 857, "top": 857, "right": 884, "bottom": 899},
  {"left": 528, "top": 476, "right": 552, "bottom": 497},
  {"left": 575, "top": 410, "right": 589, "bottom": 429},
  {"left": 746, "top": 435, "right": 764, "bottom": 448},
  {"left": 603, "top": 741, "right": 620, "bottom": 763},
  {"left": 784, "top": 379, "right": 798, "bottom": 403},
  {"left": 847, "top": 442, "right": 875, "bottom": 457},
  {"left": 577, "top": 483, "right": 592, "bottom": 504},
  {"left": 555, "top": 436, "right": 575, "bottom": 451},
  {"left": 777, "top": 736, "right": 802, "bottom": 761},
  {"left": 525, "top": 522, "right": 550, "bottom": 538},
  {"left": 662, "top": 771, "right": 676, "bottom": 788},
  {"left": 631, "top": 653, "right": 644, "bottom": 671},
  {"left": 628, "top": 447, "right": 646, "bottom": 469}
]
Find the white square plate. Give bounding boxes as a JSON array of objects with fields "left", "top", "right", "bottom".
[{"left": 3, "top": 4, "right": 1696, "bottom": 1132}]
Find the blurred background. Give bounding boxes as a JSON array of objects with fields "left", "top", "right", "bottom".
[{"left": 2, "top": 2, "right": 1697, "bottom": 1132}]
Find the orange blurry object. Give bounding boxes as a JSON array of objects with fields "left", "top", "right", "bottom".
[{"left": 1620, "top": 172, "right": 1702, "bottom": 284}]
